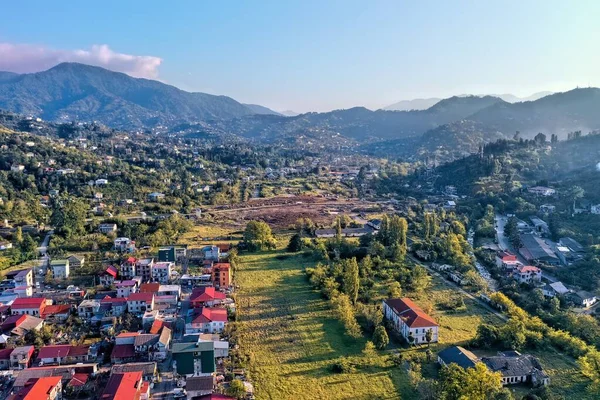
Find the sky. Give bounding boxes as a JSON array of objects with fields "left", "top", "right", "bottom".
[{"left": 1, "top": 1, "right": 599, "bottom": 113}]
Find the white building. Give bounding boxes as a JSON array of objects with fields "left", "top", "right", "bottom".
[
  {"left": 383, "top": 298, "right": 439, "bottom": 344},
  {"left": 50, "top": 259, "right": 70, "bottom": 279},
  {"left": 151, "top": 262, "right": 173, "bottom": 284}
]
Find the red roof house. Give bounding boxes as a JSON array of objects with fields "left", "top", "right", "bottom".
[
  {"left": 11, "top": 297, "right": 46, "bottom": 316},
  {"left": 101, "top": 371, "right": 146, "bottom": 400},
  {"left": 190, "top": 287, "right": 226, "bottom": 307},
  {"left": 383, "top": 297, "right": 439, "bottom": 344}
]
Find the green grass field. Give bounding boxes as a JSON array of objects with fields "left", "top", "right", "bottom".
[{"left": 235, "top": 249, "right": 518, "bottom": 400}]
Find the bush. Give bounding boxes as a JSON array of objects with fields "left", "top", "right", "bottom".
[{"left": 331, "top": 357, "right": 355, "bottom": 373}]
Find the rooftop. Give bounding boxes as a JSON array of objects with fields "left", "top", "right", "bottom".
[{"left": 384, "top": 297, "right": 438, "bottom": 328}]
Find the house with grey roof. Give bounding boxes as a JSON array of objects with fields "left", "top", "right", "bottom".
[
  {"left": 518, "top": 234, "right": 560, "bottom": 265},
  {"left": 481, "top": 351, "right": 549, "bottom": 387},
  {"left": 437, "top": 346, "right": 478, "bottom": 369}
]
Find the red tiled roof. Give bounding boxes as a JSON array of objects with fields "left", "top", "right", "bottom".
[
  {"left": 111, "top": 344, "right": 136, "bottom": 360},
  {"left": 101, "top": 296, "right": 127, "bottom": 304},
  {"left": 37, "top": 344, "right": 89, "bottom": 360},
  {"left": 68, "top": 373, "right": 89, "bottom": 387},
  {"left": 115, "top": 280, "right": 136, "bottom": 287},
  {"left": 190, "top": 287, "right": 226, "bottom": 303},
  {"left": 41, "top": 304, "right": 71, "bottom": 318},
  {"left": 384, "top": 297, "right": 438, "bottom": 328},
  {"left": 517, "top": 265, "right": 541, "bottom": 273},
  {"left": 192, "top": 307, "right": 228, "bottom": 323},
  {"left": 101, "top": 371, "right": 143, "bottom": 400},
  {"left": 126, "top": 257, "right": 137, "bottom": 263},
  {"left": 127, "top": 292, "right": 154, "bottom": 302},
  {"left": 13, "top": 376, "right": 62, "bottom": 400},
  {"left": 139, "top": 283, "right": 160, "bottom": 293},
  {"left": 217, "top": 244, "right": 231, "bottom": 252},
  {"left": 149, "top": 319, "right": 165, "bottom": 334},
  {"left": 213, "top": 262, "right": 230, "bottom": 270},
  {"left": 116, "top": 332, "right": 140, "bottom": 338},
  {"left": 1, "top": 314, "right": 26, "bottom": 330},
  {"left": 11, "top": 297, "right": 45, "bottom": 309},
  {"left": 103, "top": 265, "right": 118, "bottom": 278}
]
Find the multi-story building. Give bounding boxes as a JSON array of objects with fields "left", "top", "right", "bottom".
[
  {"left": 211, "top": 263, "right": 231, "bottom": 288},
  {"left": 383, "top": 297, "right": 439, "bottom": 345}
]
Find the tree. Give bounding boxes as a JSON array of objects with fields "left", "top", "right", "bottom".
[
  {"left": 362, "top": 340, "right": 377, "bottom": 359},
  {"left": 408, "top": 265, "right": 431, "bottom": 294},
  {"left": 440, "top": 362, "right": 503, "bottom": 400},
  {"left": 579, "top": 349, "right": 600, "bottom": 391},
  {"left": 335, "top": 216, "right": 343, "bottom": 241},
  {"left": 20, "top": 234, "right": 38, "bottom": 260},
  {"left": 359, "top": 255, "right": 373, "bottom": 278},
  {"left": 331, "top": 293, "right": 362, "bottom": 338},
  {"left": 342, "top": 258, "right": 360, "bottom": 304},
  {"left": 287, "top": 233, "right": 303, "bottom": 252},
  {"left": 407, "top": 331, "right": 415, "bottom": 346},
  {"left": 388, "top": 281, "right": 402, "bottom": 298},
  {"left": 567, "top": 185, "right": 585, "bottom": 214},
  {"left": 13, "top": 226, "right": 23, "bottom": 245},
  {"left": 425, "top": 328, "right": 433, "bottom": 347},
  {"left": 226, "top": 379, "right": 247, "bottom": 399},
  {"left": 243, "top": 221, "right": 276, "bottom": 251},
  {"left": 373, "top": 325, "right": 389, "bottom": 350}
]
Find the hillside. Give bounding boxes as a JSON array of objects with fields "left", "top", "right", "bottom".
[
  {"left": 471, "top": 88, "right": 600, "bottom": 138},
  {"left": 0, "top": 63, "right": 255, "bottom": 129}
]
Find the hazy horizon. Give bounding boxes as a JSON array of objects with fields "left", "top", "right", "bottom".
[{"left": 1, "top": 0, "right": 598, "bottom": 112}]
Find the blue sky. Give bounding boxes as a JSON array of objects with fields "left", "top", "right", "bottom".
[{"left": 1, "top": 1, "right": 599, "bottom": 112}]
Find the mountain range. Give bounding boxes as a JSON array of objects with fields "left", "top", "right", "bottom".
[
  {"left": 0, "top": 63, "right": 599, "bottom": 161},
  {"left": 383, "top": 91, "right": 554, "bottom": 111}
]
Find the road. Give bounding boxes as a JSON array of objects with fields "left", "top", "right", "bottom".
[
  {"left": 494, "top": 214, "right": 558, "bottom": 283},
  {"left": 37, "top": 230, "right": 53, "bottom": 256}
]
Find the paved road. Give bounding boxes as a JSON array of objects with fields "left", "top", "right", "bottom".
[{"left": 37, "top": 230, "right": 53, "bottom": 256}]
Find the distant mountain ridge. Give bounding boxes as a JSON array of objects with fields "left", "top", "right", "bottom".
[
  {"left": 0, "top": 63, "right": 262, "bottom": 129},
  {"left": 383, "top": 91, "right": 554, "bottom": 111}
]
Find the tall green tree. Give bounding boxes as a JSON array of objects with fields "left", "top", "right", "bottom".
[
  {"left": 243, "top": 220, "right": 276, "bottom": 251},
  {"left": 373, "top": 325, "right": 389, "bottom": 350},
  {"left": 342, "top": 258, "right": 360, "bottom": 304}
]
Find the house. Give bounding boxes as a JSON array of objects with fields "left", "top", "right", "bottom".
[
  {"left": 116, "top": 280, "right": 138, "bottom": 298},
  {"left": 158, "top": 284, "right": 181, "bottom": 299},
  {"left": 495, "top": 251, "right": 522, "bottom": 271},
  {"left": 1, "top": 314, "right": 44, "bottom": 336},
  {"left": 572, "top": 291, "right": 598, "bottom": 308},
  {"left": 185, "top": 376, "right": 215, "bottom": 399},
  {"left": 0, "top": 348, "right": 13, "bottom": 370},
  {"left": 127, "top": 292, "right": 155, "bottom": 314},
  {"left": 5, "top": 268, "right": 34, "bottom": 287},
  {"left": 77, "top": 299, "right": 101, "bottom": 319},
  {"left": 11, "top": 164, "right": 25, "bottom": 172},
  {"left": 10, "top": 345, "right": 35, "bottom": 369},
  {"left": 529, "top": 217, "right": 549, "bottom": 236},
  {"left": 67, "top": 255, "right": 85, "bottom": 268},
  {"left": 50, "top": 259, "right": 70, "bottom": 279},
  {"left": 41, "top": 304, "right": 72, "bottom": 323},
  {"left": 102, "top": 372, "right": 150, "bottom": 399},
  {"left": 539, "top": 204, "right": 556, "bottom": 213},
  {"left": 528, "top": 186, "right": 556, "bottom": 196},
  {"left": 542, "top": 281, "right": 570, "bottom": 298},
  {"left": 186, "top": 307, "right": 228, "bottom": 334},
  {"left": 37, "top": 345, "right": 89, "bottom": 366},
  {"left": 172, "top": 341, "right": 216, "bottom": 377},
  {"left": 99, "top": 296, "right": 128, "bottom": 317},
  {"left": 95, "top": 178, "right": 108, "bottom": 186},
  {"left": 0, "top": 241, "right": 13, "bottom": 250},
  {"left": 514, "top": 265, "right": 542, "bottom": 284},
  {"left": 151, "top": 262, "right": 172, "bottom": 284},
  {"left": 148, "top": 192, "right": 165, "bottom": 202},
  {"left": 591, "top": 204, "right": 600, "bottom": 215},
  {"left": 183, "top": 333, "right": 229, "bottom": 358},
  {"left": 10, "top": 376, "right": 63, "bottom": 400},
  {"left": 110, "top": 344, "right": 137, "bottom": 364},
  {"left": 158, "top": 246, "right": 187, "bottom": 263},
  {"left": 382, "top": 298, "right": 439, "bottom": 344},
  {"left": 202, "top": 245, "right": 221, "bottom": 261},
  {"left": 139, "top": 283, "right": 160, "bottom": 294},
  {"left": 211, "top": 263, "right": 231, "bottom": 288},
  {"left": 518, "top": 234, "right": 560, "bottom": 265},
  {"left": 481, "top": 351, "right": 549, "bottom": 387},
  {"left": 136, "top": 258, "right": 155, "bottom": 281},
  {"left": 11, "top": 297, "right": 46, "bottom": 316},
  {"left": 99, "top": 265, "right": 118, "bottom": 286},
  {"left": 111, "top": 362, "right": 157, "bottom": 382},
  {"left": 190, "top": 287, "right": 226, "bottom": 308},
  {"left": 120, "top": 257, "right": 137, "bottom": 278},
  {"left": 438, "top": 346, "right": 479, "bottom": 369},
  {"left": 99, "top": 223, "right": 117, "bottom": 234},
  {"left": 14, "top": 285, "right": 33, "bottom": 298},
  {"left": 114, "top": 237, "right": 135, "bottom": 252},
  {"left": 367, "top": 219, "right": 382, "bottom": 230}
]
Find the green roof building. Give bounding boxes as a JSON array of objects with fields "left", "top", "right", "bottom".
[{"left": 172, "top": 341, "right": 215, "bottom": 376}]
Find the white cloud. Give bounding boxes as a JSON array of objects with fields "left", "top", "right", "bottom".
[{"left": 0, "top": 43, "right": 162, "bottom": 79}]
